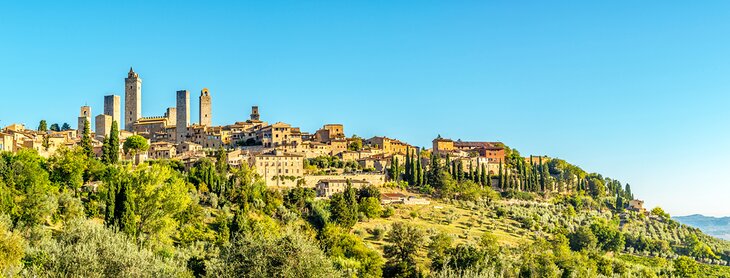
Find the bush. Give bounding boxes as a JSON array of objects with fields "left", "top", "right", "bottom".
[
  {"left": 382, "top": 207, "right": 395, "bottom": 218},
  {"left": 21, "top": 219, "right": 190, "bottom": 277}
]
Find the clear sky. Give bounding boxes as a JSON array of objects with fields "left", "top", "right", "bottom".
[{"left": 1, "top": 1, "right": 729, "bottom": 216}]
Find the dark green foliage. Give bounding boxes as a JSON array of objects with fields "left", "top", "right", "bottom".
[
  {"left": 569, "top": 226, "right": 598, "bottom": 252},
  {"left": 37, "top": 120, "right": 47, "bottom": 132},
  {"left": 80, "top": 119, "right": 94, "bottom": 158},
  {"left": 107, "top": 121, "right": 120, "bottom": 164},
  {"left": 330, "top": 185, "right": 359, "bottom": 229},
  {"left": 383, "top": 222, "right": 425, "bottom": 278},
  {"left": 284, "top": 187, "right": 316, "bottom": 215}
]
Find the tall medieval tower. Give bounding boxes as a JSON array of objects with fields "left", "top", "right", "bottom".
[
  {"left": 124, "top": 68, "right": 142, "bottom": 131},
  {"left": 176, "top": 90, "right": 190, "bottom": 143},
  {"left": 199, "top": 88, "right": 212, "bottom": 126}
]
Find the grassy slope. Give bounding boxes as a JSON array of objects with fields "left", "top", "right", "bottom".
[{"left": 353, "top": 192, "right": 730, "bottom": 275}]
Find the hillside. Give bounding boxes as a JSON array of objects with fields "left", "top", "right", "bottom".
[
  {"left": 675, "top": 215, "right": 730, "bottom": 240},
  {"left": 1, "top": 146, "right": 730, "bottom": 277}
]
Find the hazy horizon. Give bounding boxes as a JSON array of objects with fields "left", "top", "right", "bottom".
[{"left": 1, "top": 1, "right": 729, "bottom": 216}]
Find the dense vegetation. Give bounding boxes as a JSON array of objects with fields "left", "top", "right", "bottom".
[{"left": 1, "top": 130, "right": 729, "bottom": 277}]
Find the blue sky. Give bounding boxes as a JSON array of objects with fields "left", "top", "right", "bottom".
[{"left": 1, "top": 1, "right": 729, "bottom": 216}]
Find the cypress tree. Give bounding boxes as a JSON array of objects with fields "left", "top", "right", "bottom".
[
  {"left": 101, "top": 136, "right": 111, "bottom": 164},
  {"left": 81, "top": 118, "right": 94, "bottom": 158},
  {"left": 108, "top": 121, "right": 120, "bottom": 164},
  {"left": 499, "top": 161, "right": 504, "bottom": 191},
  {"left": 415, "top": 151, "right": 422, "bottom": 186},
  {"left": 481, "top": 164, "right": 487, "bottom": 187},
  {"left": 115, "top": 181, "right": 137, "bottom": 237},
  {"left": 487, "top": 171, "right": 492, "bottom": 188},
  {"left": 405, "top": 149, "right": 412, "bottom": 184},
  {"left": 475, "top": 162, "right": 481, "bottom": 185}
]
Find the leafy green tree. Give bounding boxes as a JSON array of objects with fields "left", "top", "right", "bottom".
[
  {"left": 383, "top": 222, "right": 425, "bottom": 278},
  {"left": 129, "top": 164, "right": 192, "bottom": 249},
  {"left": 348, "top": 136, "right": 363, "bottom": 151},
  {"left": 0, "top": 214, "right": 24, "bottom": 276},
  {"left": 123, "top": 135, "right": 149, "bottom": 157},
  {"left": 211, "top": 223, "right": 340, "bottom": 277},
  {"left": 589, "top": 219, "right": 625, "bottom": 252},
  {"left": 673, "top": 256, "right": 699, "bottom": 277},
  {"left": 651, "top": 206, "right": 670, "bottom": 220},
  {"left": 21, "top": 219, "right": 190, "bottom": 277},
  {"left": 61, "top": 123, "right": 71, "bottom": 131},
  {"left": 0, "top": 150, "right": 57, "bottom": 226},
  {"left": 428, "top": 232, "right": 454, "bottom": 272},
  {"left": 330, "top": 185, "right": 359, "bottom": 229},
  {"left": 359, "top": 197, "right": 383, "bottom": 219},
  {"left": 569, "top": 226, "right": 597, "bottom": 252},
  {"left": 47, "top": 147, "right": 87, "bottom": 196},
  {"left": 284, "top": 187, "right": 316, "bottom": 215},
  {"left": 319, "top": 224, "right": 384, "bottom": 277},
  {"left": 37, "top": 120, "right": 48, "bottom": 132},
  {"left": 49, "top": 123, "right": 61, "bottom": 132}
]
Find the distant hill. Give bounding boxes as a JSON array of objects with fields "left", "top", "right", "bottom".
[{"left": 675, "top": 214, "right": 730, "bottom": 240}]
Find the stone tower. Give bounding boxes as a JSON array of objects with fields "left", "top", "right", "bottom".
[
  {"left": 250, "top": 106, "right": 260, "bottom": 121},
  {"left": 78, "top": 106, "right": 91, "bottom": 136},
  {"left": 176, "top": 90, "right": 190, "bottom": 143},
  {"left": 199, "top": 88, "right": 212, "bottom": 126},
  {"left": 103, "top": 95, "right": 121, "bottom": 126},
  {"left": 95, "top": 114, "right": 112, "bottom": 138},
  {"left": 124, "top": 68, "right": 142, "bottom": 131},
  {"left": 165, "top": 107, "right": 177, "bottom": 126}
]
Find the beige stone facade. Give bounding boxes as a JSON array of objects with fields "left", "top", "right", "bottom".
[
  {"left": 365, "top": 136, "right": 415, "bottom": 155},
  {"left": 104, "top": 95, "right": 121, "bottom": 126},
  {"left": 257, "top": 122, "right": 302, "bottom": 148},
  {"left": 251, "top": 150, "right": 304, "bottom": 187},
  {"left": 316, "top": 179, "right": 371, "bottom": 198},
  {"left": 314, "top": 124, "right": 345, "bottom": 143},
  {"left": 149, "top": 142, "right": 177, "bottom": 159},
  {"left": 95, "top": 114, "right": 112, "bottom": 138}
]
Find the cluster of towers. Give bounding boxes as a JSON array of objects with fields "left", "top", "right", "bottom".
[{"left": 80, "top": 68, "right": 214, "bottom": 139}]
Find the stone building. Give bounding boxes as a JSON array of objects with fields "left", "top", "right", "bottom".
[
  {"left": 176, "top": 90, "right": 190, "bottom": 143},
  {"left": 364, "top": 136, "right": 415, "bottom": 155},
  {"left": 125, "top": 68, "right": 142, "bottom": 131},
  {"left": 251, "top": 150, "right": 304, "bottom": 187},
  {"left": 148, "top": 142, "right": 177, "bottom": 159},
  {"left": 133, "top": 117, "right": 169, "bottom": 138},
  {"left": 314, "top": 124, "right": 345, "bottom": 143},
  {"left": 95, "top": 114, "right": 112, "bottom": 138},
  {"left": 165, "top": 107, "right": 177, "bottom": 126},
  {"left": 316, "top": 179, "right": 371, "bottom": 198},
  {"left": 103, "top": 95, "right": 121, "bottom": 125},
  {"left": 78, "top": 106, "right": 91, "bottom": 136},
  {"left": 257, "top": 122, "right": 301, "bottom": 148},
  {"left": 432, "top": 136, "right": 506, "bottom": 163},
  {"left": 250, "top": 106, "right": 260, "bottom": 121},
  {"left": 199, "top": 88, "right": 212, "bottom": 126}
]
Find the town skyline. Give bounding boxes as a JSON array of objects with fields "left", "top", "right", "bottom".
[{"left": 2, "top": 1, "right": 730, "bottom": 218}]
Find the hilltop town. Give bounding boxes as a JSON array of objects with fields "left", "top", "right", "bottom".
[
  {"left": 2, "top": 69, "right": 730, "bottom": 278},
  {"left": 0, "top": 68, "right": 517, "bottom": 194}
]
